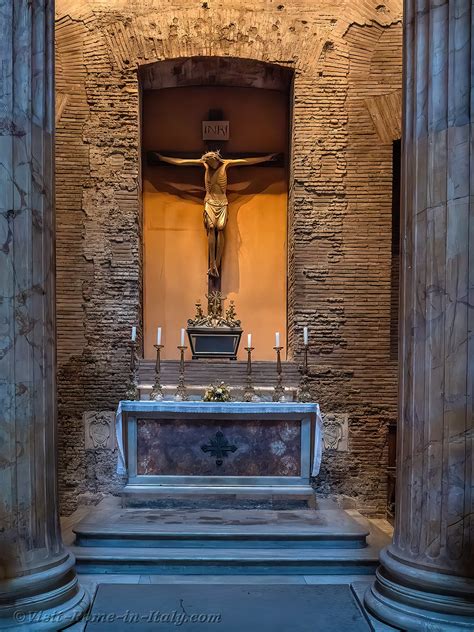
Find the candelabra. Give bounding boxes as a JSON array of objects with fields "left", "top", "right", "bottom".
[
  {"left": 297, "top": 343, "right": 312, "bottom": 402},
  {"left": 125, "top": 340, "right": 139, "bottom": 401},
  {"left": 174, "top": 345, "right": 189, "bottom": 401},
  {"left": 150, "top": 344, "right": 164, "bottom": 401},
  {"left": 243, "top": 346, "right": 258, "bottom": 402},
  {"left": 272, "top": 346, "right": 286, "bottom": 402}
]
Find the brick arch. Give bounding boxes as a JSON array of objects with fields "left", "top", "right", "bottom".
[{"left": 90, "top": 7, "right": 325, "bottom": 75}]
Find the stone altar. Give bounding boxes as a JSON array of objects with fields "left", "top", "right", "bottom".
[{"left": 116, "top": 402, "right": 322, "bottom": 498}]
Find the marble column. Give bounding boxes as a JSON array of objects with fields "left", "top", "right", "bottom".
[
  {"left": 0, "top": 1, "right": 89, "bottom": 629},
  {"left": 365, "top": 1, "right": 474, "bottom": 630}
]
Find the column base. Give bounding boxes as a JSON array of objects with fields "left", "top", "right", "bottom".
[
  {"left": 0, "top": 552, "right": 90, "bottom": 631},
  {"left": 365, "top": 546, "right": 474, "bottom": 631}
]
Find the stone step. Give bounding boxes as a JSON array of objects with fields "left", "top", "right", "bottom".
[
  {"left": 73, "top": 507, "right": 369, "bottom": 550},
  {"left": 139, "top": 359, "right": 300, "bottom": 387},
  {"left": 121, "top": 484, "right": 316, "bottom": 510},
  {"left": 71, "top": 545, "right": 380, "bottom": 576},
  {"left": 70, "top": 504, "right": 390, "bottom": 575}
]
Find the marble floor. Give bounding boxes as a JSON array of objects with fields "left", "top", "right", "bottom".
[
  {"left": 66, "top": 575, "right": 397, "bottom": 632},
  {"left": 83, "top": 583, "right": 373, "bottom": 631}
]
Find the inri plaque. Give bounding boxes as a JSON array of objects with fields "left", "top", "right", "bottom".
[{"left": 202, "top": 120, "right": 230, "bottom": 141}]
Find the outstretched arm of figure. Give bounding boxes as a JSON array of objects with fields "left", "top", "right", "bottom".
[
  {"left": 225, "top": 153, "right": 278, "bottom": 167},
  {"left": 155, "top": 153, "right": 203, "bottom": 166}
]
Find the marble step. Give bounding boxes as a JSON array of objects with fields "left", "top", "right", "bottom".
[
  {"left": 73, "top": 507, "right": 369, "bottom": 550},
  {"left": 121, "top": 484, "right": 316, "bottom": 510},
  {"left": 71, "top": 544, "right": 381, "bottom": 575}
]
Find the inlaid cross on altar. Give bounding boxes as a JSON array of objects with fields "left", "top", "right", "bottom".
[
  {"left": 201, "top": 430, "right": 238, "bottom": 467},
  {"left": 148, "top": 109, "right": 282, "bottom": 293}
]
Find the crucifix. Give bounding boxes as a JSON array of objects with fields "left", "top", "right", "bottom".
[
  {"left": 149, "top": 109, "right": 281, "bottom": 293},
  {"left": 155, "top": 149, "right": 277, "bottom": 287}
]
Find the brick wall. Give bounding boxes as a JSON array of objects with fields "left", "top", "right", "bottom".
[{"left": 55, "top": 0, "right": 402, "bottom": 516}]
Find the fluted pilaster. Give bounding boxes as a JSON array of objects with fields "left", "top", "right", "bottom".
[
  {"left": 0, "top": 0, "right": 88, "bottom": 628},
  {"left": 365, "top": 0, "right": 474, "bottom": 629}
]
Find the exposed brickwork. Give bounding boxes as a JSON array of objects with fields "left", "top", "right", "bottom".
[{"left": 55, "top": 0, "right": 402, "bottom": 516}]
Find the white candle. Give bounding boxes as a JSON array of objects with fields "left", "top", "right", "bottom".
[
  {"left": 131, "top": 326, "right": 137, "bottom": 342},
  {"left": 180, "top": 328, "right": 185, "bottom": 347},
  {"left": 248, "top": 333, "right": 252, "bottom": 348},
  {"left": 157, "top": 327, "right": 162, "bottom": 346},
  {"left": 275, "top": 331, "right": 280, "bottom": 347},
  {"left": 304, "top": 326, "right": 308, "bottom": 346}
]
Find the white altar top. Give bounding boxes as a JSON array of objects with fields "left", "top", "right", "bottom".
[{"left": 115, "top": 400, "right": 324, "bottom": 479}]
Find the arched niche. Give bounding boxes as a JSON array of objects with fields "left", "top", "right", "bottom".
[
  {"left": 140, "top": 56, "right": 293, "bottom": 361},
  {"left": 139, "top": 56, "right": 293, "bottom": 92}
]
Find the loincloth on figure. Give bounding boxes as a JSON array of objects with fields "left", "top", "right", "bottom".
[{"left": 204, "top": 199, "right": 228, "bottom": 231}]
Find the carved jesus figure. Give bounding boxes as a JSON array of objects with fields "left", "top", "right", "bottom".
[{"left": 156, "top": 150, "right": 277, "bottom": 278}]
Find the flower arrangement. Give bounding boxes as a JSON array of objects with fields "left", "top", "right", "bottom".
[{"left": 203, "top": 381, "right": 231, "bottom": 402}]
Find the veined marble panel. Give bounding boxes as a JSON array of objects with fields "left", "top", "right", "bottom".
[
  {"left": 0, "top": 0, "right": 89, "bottom": 625},
  {"left": 137, "top": 418, "right": 301, "bottom": 477},
  {"left": 365, "top": 1, "right": 474, "bottom": 629}
]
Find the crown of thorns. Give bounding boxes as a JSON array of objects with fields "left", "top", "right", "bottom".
[{"left": 201, "top": 150, "right": 223, "bottom": 161}]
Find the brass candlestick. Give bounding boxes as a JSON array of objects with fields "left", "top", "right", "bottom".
[
  {"left": 243, "top": 346, "right": 258, "bottom": 402},
  {"left": 174, "top": 345, "right": 188, "bottom": 401},
  {"left": 272, "top": 346, "right": 286, "bottom": 402},
  {"left": 125, "top": 340, "right": 139, "bottom": 401},
  {"left": 150, "top": 344, "right": 164, "bottom": 401},
  {"left": 297, "top": 343, "right": 312, "bottom": 402}
]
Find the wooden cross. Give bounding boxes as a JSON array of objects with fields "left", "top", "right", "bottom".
[{"left": 147, "top": 108, "right": 284, "bottom": 166}]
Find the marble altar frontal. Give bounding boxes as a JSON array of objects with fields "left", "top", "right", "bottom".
[
  {"left": 116, "top": 401, "right": 322, "bottom": 492},
  {"left": 137, "top": 418, "right": 301, "bottom": 476}
]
